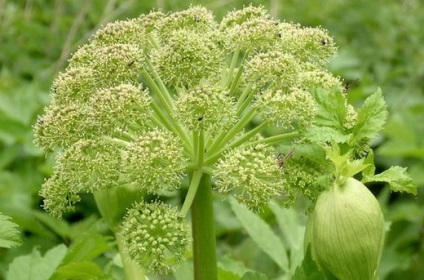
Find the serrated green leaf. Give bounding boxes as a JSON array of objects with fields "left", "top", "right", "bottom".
[
  {"left": 241, "top": 271, "right": 269, "bottom": 280},
  {"left": 305, "top": 89, "right": 349, "bottom": 144},
  {"left": 363, "top": 166, "right": 417, "bottom": 195},
  {"left": 350, "top": 88, "right": 387, "bottom": 145},
  {"left": 0, "top": 213, "right": 21, "bottom": 248},
  {"left": 305, "top": 126, "right": 350, "bottom": 144},
  {"left": 312, "top": 89, "right": 347, "bottom": 128},
  {"left": 6, "top": 244, "right": 67, "bottom": 280},
  {"left": 54, "top": 261, "right": 103, "bottom": 279},
  {"left": 230, "top": 198, "right": 289, "bottom": 273}
]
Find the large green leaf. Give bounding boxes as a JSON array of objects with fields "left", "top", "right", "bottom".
[
  {"left": 32, "top": 211, "right": 71, "bottom": 240},
  {"left": 61, "top": 232, "right": 113, "bottom": 264},
  {"left": 54, "top": 262, "right": 103, "bottom": 279},
  {"left": 350, "top": 88, "right": 387, "bottom": 145},
  {"left": 230, "top": 198, "right": 289, "bottom": 273},
  {"left": 363, "top": 166, "right": 417, "bottom": 195},
  {"left": 269, "top": 203, "right": 305, "bottom": 275},
  {"left": 305, "top": 89, "right": 350, "bottom": 144},
  {"left": 6, "top": 244, "right": 67, "bottom": 280}
]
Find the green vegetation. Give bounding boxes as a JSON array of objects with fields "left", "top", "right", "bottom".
[{"left": 0, "top": 1, "right": 422, "bottom": 279}]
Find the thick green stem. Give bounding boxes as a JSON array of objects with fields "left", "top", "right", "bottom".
[
  {"left": 191, "top": 173, "right": 217, "bottom": 280},
  {"left": 115, "top": 233, "right": 146, "bottom": 280}
]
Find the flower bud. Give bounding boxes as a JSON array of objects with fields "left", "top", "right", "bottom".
[{"left": 305, "top": 177, "right": 385, "bottom": 280}]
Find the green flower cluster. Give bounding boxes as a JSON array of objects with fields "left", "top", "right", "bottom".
[
  {"left": 121, "top": 201, "right": 190, "bottom": 274},
  {"left": 34, "top": 5, "right": 352, "bottom": 274}
]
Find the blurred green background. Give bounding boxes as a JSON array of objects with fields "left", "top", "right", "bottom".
[{"left": 0, "top": 0, "right": 423, "bottom": 279}]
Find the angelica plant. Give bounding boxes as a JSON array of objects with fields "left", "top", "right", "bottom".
[{"left": 34, "top": 5, "right": 416, "bottom": 280}]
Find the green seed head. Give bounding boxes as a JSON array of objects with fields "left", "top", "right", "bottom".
[
  {"left": 121, "top": 201, "right": 191, "bottom": 274},
  {"left": 277, "top": 25, "right": 337, "bottom": 65},
  {"left": 39, "top": 173, "right": 81, "bottom": 219},
  {"left": 244, "top": 51, "right": 300, "bottom": 90},
  {"left": 174, "top": 83, "right": 236, "bottom": 133},
  {"left": 215, "top": 144, "right": 284, "bottom": 210},
  {"left": 254, "top": 87, "right": 317, "bottom": 129},
  {"left": 157, "top": 6, "right": 216, "bottom": 41},
  {"left": 123, "top": 128, "right": 186, "bottom": 193},
  {"left": 305, "top": 177, "right": 385, "bottom": 280},
  {"left": 91, "top": 19, "right": 147, "bottom": 48},
  {"left": 220, "top": 5, "right": 279, "bottom": 51}
]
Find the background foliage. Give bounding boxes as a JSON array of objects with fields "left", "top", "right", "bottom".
[{"left": 0, "top": 0, "right": 422, "bottom": 279}]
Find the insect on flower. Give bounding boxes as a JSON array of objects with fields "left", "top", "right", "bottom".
[
  {"left": 343, "top": 79, "right": 360, "bottom": 93},
  {"left": 277, "top": 147, "right": 295, "bottom": 168}
]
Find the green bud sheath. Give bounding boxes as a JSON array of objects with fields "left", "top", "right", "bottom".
[
  {"left": 305, "top": 177, "right": 385, "bottom": 280},
  {"left": 94, "top": 185, "right": 145, "bottom": 231}
]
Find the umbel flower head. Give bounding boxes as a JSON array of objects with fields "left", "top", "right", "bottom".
[
  {"left": 34, "top": 5, "right": 356, "bottom": 274},
  {"left": 121, "top": 201, "right": 191, "bottom": 274}
]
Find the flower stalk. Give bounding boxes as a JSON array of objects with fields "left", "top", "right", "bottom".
[
  {"left": 115, "top": 233, "right": 146, "bottom": 280},
  {"left": 191, "top": 173, "right": 217, "bottom": 280}
]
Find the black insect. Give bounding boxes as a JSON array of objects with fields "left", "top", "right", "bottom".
[
  {"left": 343, "top": 79, "right": 360, "bottom": 93},
  {"left": 127, "top": 61, "right": 135, "bottom": 67},
  {"left": 198, "top": 116, "right": 204, "bottom": 121},
  {"left": 277, "top": 147, "right": 295, "bottom": 168},
  {"left": 51, "top": 83, "right": 59, "bottom": 94}
]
